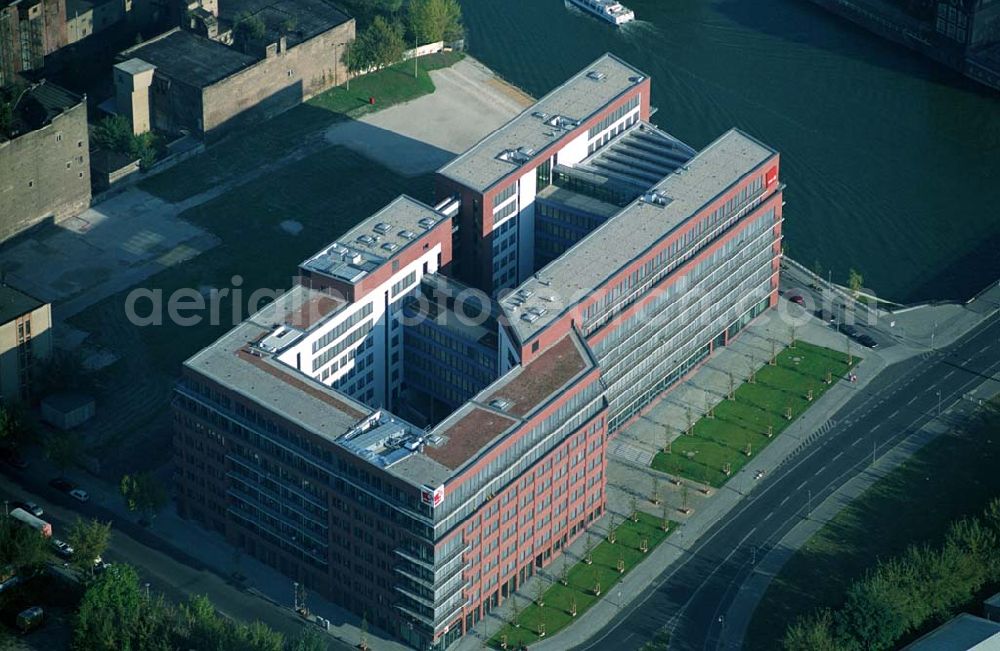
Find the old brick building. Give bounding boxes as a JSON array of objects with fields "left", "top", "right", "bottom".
[
  {"left": 0, "top": 80, "right": 90, "bottom": 242},
  {"left": 0, "top": 0, "right": 67, "bottom": 85},
  {"left": 116, "top": 0, "right": 354, "bottom": 137}
]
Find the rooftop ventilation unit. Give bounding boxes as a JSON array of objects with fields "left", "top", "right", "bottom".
[
  {"left": 521, "top": 313, "right": 540, "bottom": 323},
  {"left": 374, "top": 222, "right": 392, "bottom": 234},
  {"left": 498, "top": 149, "right": 532, "bottom": 164},
  {"left": 642, "top": 191, "right": 671, "bottom": 207},
  {"left": 399, "top": 229, "right": 417, "bottom": 240},
  {"left": 489, "top": 398, "right": 513, "bottom": 411},
  {"left": 381, "top": 242, "right": 399, "bottom": 252},
  {"left": 587, "top": 70, "right": 606, "bottom": 81},
  {"left": 527, "top": 307, "right": 547, "bottom": 317},
  {"left": 343, "top": 252, "right": 363, "bottom": 265},
  {"left": 357, "top": 234, "right": 377, "bottom": 246},
  {"left": 516, "top": 289, "right": 534, "bottom": 300},
  {"left": 417, "top": 217, "right": 436, "bottom": 229},
  {"left": 532, "top": 111, "right": 550, "bottom": 120}
]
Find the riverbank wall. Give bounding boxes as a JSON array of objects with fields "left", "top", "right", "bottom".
[{"left": 802, "top": 0, "right": 1000, "bottom": 92}]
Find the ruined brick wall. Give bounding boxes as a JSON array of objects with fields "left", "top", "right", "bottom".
[
  {"left": 200, "top": 18, "right": 354, "bottom": 135},
  {"left": 0, "top": 101, "right": 91, "bottom": 242}
]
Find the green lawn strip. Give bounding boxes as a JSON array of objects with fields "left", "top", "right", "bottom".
[
  {"left": 138, "top": 52, "right": 464, "bottom": 202},
  {"left": 744, "top": 402, "right": 1000, "bottom": 651},
  {"left": 651, "top": 341, "right": 855, "bottom": 486},
  {"left": 489, "top": 512, "right": 671, "bottom": 648}
]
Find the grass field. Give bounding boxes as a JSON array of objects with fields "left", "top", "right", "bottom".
[
  {"left": 651, "top": 341, "right": 855, "bottom": 487},
  {"left": 138, "top": 52, "right": 464, "bottom": 203},
  {"left": 489, "top": 512, "right": 672, "bottom": 648},
  {"left": 744, "top": 401, "right": 1000, "bottom": 650}
]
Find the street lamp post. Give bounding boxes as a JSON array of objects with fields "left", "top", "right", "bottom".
[{"left": 937, "top": 390, "right": 942, "bottom": 416}]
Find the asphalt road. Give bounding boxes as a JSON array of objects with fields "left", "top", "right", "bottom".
[{"left": 572, "top": 312, "right": 1000, "bottom": 651}]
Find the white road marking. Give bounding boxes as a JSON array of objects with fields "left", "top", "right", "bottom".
[
  {"left": 780, "top": 496, "right": 790, "bottom": 506},
  {"left": 888, "top": 410, "right": 899, "bottom": 419},
  {"left": 851, "top": 438, "right": 861, "bottom": 447},
  {"left": 795, "top": 480, "right": 807, "bottom": 491},
  {"left": 832, "top": 451, "right": 844, "bottom": 461}
]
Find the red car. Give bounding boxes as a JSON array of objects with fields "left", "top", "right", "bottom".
[{"left": 789, "top": 294, "right": 805, "bottom": 305}]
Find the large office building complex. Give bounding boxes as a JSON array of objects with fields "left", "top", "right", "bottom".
[{"left": 174, "top": 53, "right": 783, "bottom": 649}]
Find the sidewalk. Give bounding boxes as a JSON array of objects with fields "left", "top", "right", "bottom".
[{"left": 455, "top": 289, "right": 999, "bottom": 650}]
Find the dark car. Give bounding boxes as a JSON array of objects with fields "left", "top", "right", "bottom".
[
  {"left": 858, "top": 334, "right": 879, "bottom": 349},
  {"left": 788, "top": 293, "right": 806, "bottom": 306},
  {"left": 11, "top": 501, "right": 43, "bottom": 517},
  {"left": 816, "top": 309, "right": 837, "bottom": 324},
  {"left": 0, "top": 448, "right": 28, "bottom": 469},
  {"left": 838, "top": 323, "right": 859, "bottom": 338},
  {"left": 49, "top": 478, "right": 76, "bottom": 493}
]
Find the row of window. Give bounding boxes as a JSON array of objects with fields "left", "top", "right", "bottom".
[
  {"left": 311, "top": 320, "right": 372, "bottom": 371},
  {"left": 587, "top": 95, "right": 640, "bottom": 139},
  {"left": 311, "top": 302, "right": 372, "bottom": 354}
]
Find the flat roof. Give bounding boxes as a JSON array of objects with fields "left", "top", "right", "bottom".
[
  {"left": 502, "top": 128, "right": 777, "bottom": 344},
  {"left": 121, "top": 29, "right": 257, "bottom": 88},
  {"left": 437, "top": 53, "right": 648, "bottom": 193},
  {"left": 0, "top": 285, "right": 46, "bottom": 324},
  {"left": 184, "top": 284, "right": 372, "bottom": 441},
  {"left": 903, "top": 614, "right": 1000, "bottom": 651},
  {"left": 481, "top": 335, "right": 588, "bottom": 417},
  {"left": 423, "top": 407, "right": 518, "bottom": 470},
  {"left": 219, "top": 0, "right": 350, "bottom": 48},
  {"left": 301, "top": 195, "right": 446, "bottom": 285}
]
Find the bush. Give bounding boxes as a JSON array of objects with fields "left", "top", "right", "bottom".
[{"left": 92, "top": 115, "right": 161, "bottom": 169}]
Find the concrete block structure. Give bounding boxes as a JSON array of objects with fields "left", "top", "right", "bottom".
[
  {"left": 0, "top": 80, "right": 91, "bottom": 243},
  {"left": 0, "top": 285, "right": 52, "bottom": 403},
  {"left": 113, "top": 57, "right": 155, "bottom": 134},
  {"left": 117, "top": 0, "right": 354, "bottom": 137},
  {"left": 173, "top": 54, "right": 783, "bottom": 650}
]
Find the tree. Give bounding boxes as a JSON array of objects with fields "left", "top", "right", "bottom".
[
  {"left": 92, "top": 115, "right": 160, "bottom": 169},
  {"left": 0, "top": 511, "right": 49, "bottom": 573},
  {"left": 409, "top": 0, "right": 464, "bottom": 43},
  {"left": 848, "top": 268, "right": 864, "bottom": 297},
  {"left": 67, "top": 518, "right": 112, "bottom": 579},
  {"left": 290, "top": 630, "right": 327, "bottom": 651},
  {"left": 120, "top": 472, "right": 168, "bottom": 523},
  {"left": 46, "top": 433, "right": 82, "bottom": 477},
  {"left": 233, "top": 12, "right": 266, "bottom": 53},
  {"left": 782, "top": 609, "right": 843, "bottom": 651},
  {"left": 350, "top": 15, "right": 406, "bottom": 72},
  {"left": 0, "top": 402, "right": 34, "bottom": 449},
  {"left": 92, "top": 114, "right": 133, "bottom": 152},
  {"left": 74, "top": 564, "right": 145, "bottom": 651}
]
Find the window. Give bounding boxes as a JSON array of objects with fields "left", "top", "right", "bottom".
[
  {"left": 55, "top": 132, "right": 62, "bottom": 142},
  {"left": 27, "top": 180, "right": 34, "bottom": 188},
  {"left": 531, "top": 341, "right": 539, "bottom": 353}
]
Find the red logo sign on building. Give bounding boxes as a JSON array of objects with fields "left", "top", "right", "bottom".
[{"left": 421, "top": 485, "right": 445, "bottom": 508}]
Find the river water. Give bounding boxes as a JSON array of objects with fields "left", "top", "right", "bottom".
[{"left": 459, "top": 0, "right": 1000, "bottom": 303}]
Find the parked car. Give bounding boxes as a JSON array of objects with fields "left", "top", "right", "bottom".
[
  {"left": 69, "top": 488, "right": 89, "bottom": 503},
  {"left": 837, "top": 323, "right": 859, "bottom": 338},
  {"left": 11, "top": 501, "right": 43, "bottom": 518},
  {"left": 0, "top": 448, "right": 28, "bottom": 469},
  {"left": 52, "top": 539, "right": 74, "bottom": 559},
  {"left": 15, "top": 606, "right": 43, "bottom": 633},
  {"left": 816, "top": 309, "right": 836, "bottom": 324},
  {"left": 789, "top": 294, "right": 806, "bottom": 305},
  {"left": 49, "top": 478, "right": 75, "bottom": 493},
  {"left": 858, "top": 334, "right": 879, "bottom": 349}
]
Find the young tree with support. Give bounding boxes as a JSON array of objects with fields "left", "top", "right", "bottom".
[
  {"left": 607, "top": 514, "right": 617, "bottom": 544},
  {"left": 651, "top": 477, "right": 661, "bottom": 505},
  {"left": 629, "top": 495, "right": 639, "bottom": 523},
  {"left": 583, "top": 534, "right": 594, "bottom": 565}
]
